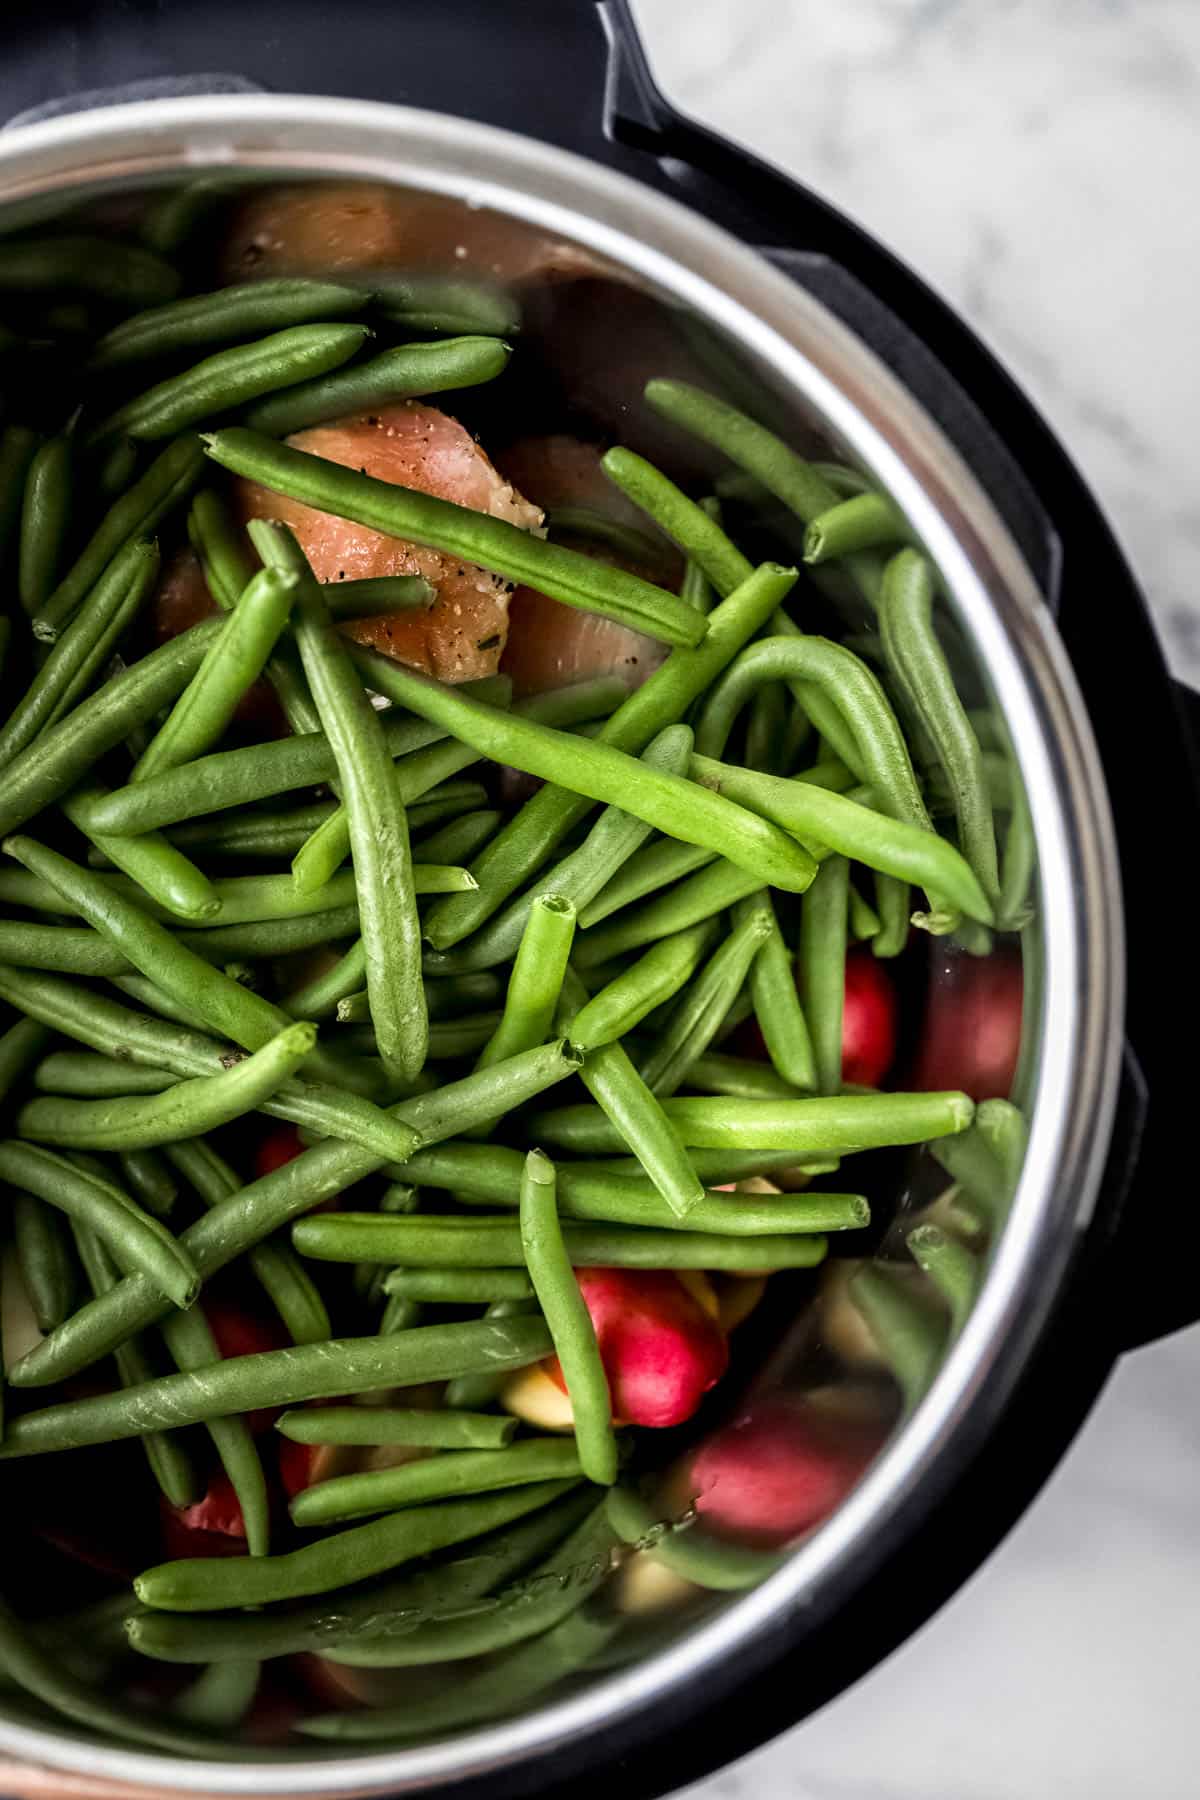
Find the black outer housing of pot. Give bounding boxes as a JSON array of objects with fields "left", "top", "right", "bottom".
[{"left": 1, "top": 1, "right": 1199, "bottom": 1793}]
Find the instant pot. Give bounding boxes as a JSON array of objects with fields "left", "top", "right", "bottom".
[{"left": 0, "top": 0, "right": 1197, "bottom": 1795}]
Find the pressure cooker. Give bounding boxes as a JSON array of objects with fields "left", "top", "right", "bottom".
[{"left": 0, "top": 0, "right": 1196, "bottom": 1795}]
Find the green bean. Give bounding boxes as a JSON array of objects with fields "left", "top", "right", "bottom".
[
  {"left": 0, "top": 615, "right": 223, "bottom": 839},
  {"left": 878, "top": 549, "right": 999, "bottom": 905},
  {"left": 928, "top": 1119, "right": 1009, "bottom": 1220},
  {"left": 530, "top": 1088, "right": 972, "bottom": 1156},
  {"left": 281, "top": 939, "right": 365, "bottom": 1023},
  {"left": 296, "top": 1503, "right": 617, "bottom": 1677},
  {"left": 89, "top": 276, "right": 371, "bottom": 371},
  {"left": 12, "top": 1193, "right": 75, "bottom": 1331},
  {"left": 18, "top": 434, "right": 72, "bottom": 617},
  {"left": 0, "top": 425, "right": 39, "bottom": 574},
  {"left": 159, "top": 1303, "right": 271, "bottom": 1557},
  {"left": 601, "top": 447, "right": 752, "bottom": 594},
  {"left": 520, "top": 1149, "right": 616, "bottom": 1485},
  {"left": 0, "top": 233, "right": 178, "bottom": 305},
  {"left": 689, "top": 754, "right": 993, "bottom": 925},
  {"left": 208, "top": 425, "right": 706, "bottom": 649},
  {"left": 346, "top": 638, "right": 814, "bottom": 895},
  {"left": 91, "top": 323, "right": 372, "bottom": 445},
  {"left": 558, "top": 966, "right": 704, "bottom": 1220},
  {"left": 471, "top": 895, "right": 576, "bottom": 1105},
  {"left": 998, "top": 764, "right": 1035, "bottom": 930},
  {"left": 0, "top": 1141, "right": 198, "bottom": 1308},
  {"left": 135, "top": 567, "right": 299, "bottom": 782},
  {"left": 578, "top": 839, "right": 716, "bottom": 930},
  {"left": 32, "top": 1053, "right": 173, "bottom": 1097},
  {"left": 114, "top": 1146, "right": 178, "bottom": 1219},
  {"left": 743, "top": 680, "right": 788, "bottom": 774},
  {"left": 255, "top": 521, "right": 426, "bottom": 1084},
  {"left": 592, "top": 1146, "right": 835, "bottom": 1182},
  {"left": 70, "top": 1220, "right": 199, "bottom": 1509},
  {"left": 164, "top": 1137, "right": 330, "bottom": 1345},
  {"left": 975, "top": 1098, "right": 1027, "bottom": 1206},
  {"left": 184, "top": 486, "right": 257, "bottom": 609},
  {"left": 300, "top": 1211, "right": 828, "bottom": 1272},
  {"left": 798, "top": 854, "right": 850, "bottom": 1095},
  {"left": 413, "top": 806, "right": 502, "bottom": 869},
  {"left": 644, "top": 380, "right": 883, "bottom": 603},
  {"left": 157, "top": 800, "right": 333, "bottom": 863},
  {"left": 606, "top": 1485, "right": 779, "bottom": 1591},
  {"left": 244, "top": 335, "right": 511, "bottom": 435},
  {"left": 15, "top": 1018, "right": 315, "bottom": 1151},
  {"left": 172, "top": 1658, "right": 260, "bottom": 1730},
  {"left": 849, "top": 883, "right": 881, "bottom": 941},
  {"left": 0, "top": 1314, "right": 552, "bottom": 1461},
  {"left": 382, "top": 1267, "right": 535, "bottom": 1303},
  {"left": 566, "top": 921, "right": 714, "bottom": 1055},
  {"left": 299, "top": 1607, "right": 615, "bottom": 1733},
  {"left": 849, "top": 1261, "right": 946, "bottom": 1413},
  {"left": 441, "top": 727, "right": 695, "bottom": 973},
  {"left": 94, "top": 434, "right": 142, "bottom": 501},
  {"left": 277, "top": 1407, "right": 517, "bottom": 1450},
  {"left": 368, "top": 273, "right": 521, "bottom": 337},
  {"left": 0, "top": 961, "right": 421, "bottom": 1165},
  {"left": 639, "top": 906, "right": 771, "bottom": 1098},
  {"left": 11, "top": 1041, "right": 580, "bottom": 1389},
  {"left": 547, "top": 505, "right": 667, "bottom": 568},
  {"left": 291, "top": 1437, "right": 583, "bottom": 1529},
  {"left": 34, "top": 435, "right": 206, "bottom": 641},
  {"left": 697, "top": 634, "right": 928, "bottom": 836},
  {"left": 738, "top": 890, "right": 816, "bottom": 1091},
  {"left": 0, "top": 536, "right": 160, "bottom": 773},
  {"left": 135, "top": 1477, "right": 574, "bottom": 1614},
  {"left": 65, "top": 776, "right": 223, "bottom": 927},
  {"left": 424, "top": 563, "right": 797, "bottom": 949},
  {"left": 573, "top": 858, "right": 763, "bottom": 972},
  {"left": 127, "top": 1483, "right": 588, "bottom": 1663},
  {"left": 679, "top": 1050, "right": 805, "bottom": 1101},
  {"left": 804, "top": 491, "right": 907, "bottom": 563},
  {"left": 321, "top": 572, "right": 437, "bottom": 619},
  {"left": 907, "top": 1223, "right": 979, "bottom": 1336},
  {"left": 0, "top": 1015, "right": 51, "bottom": 1107},
  {"left": 294, "top": 692, "right": 642, "bottom": 899},
  {"left": 397, "top": 1141, "right": 864, "bottom": 1234},
  {"left": 0, "top": 836, "right": 402, "bottom": 1123},
  {"left": 0, "top": 1596, "right": 263, "bottom": 1757}
]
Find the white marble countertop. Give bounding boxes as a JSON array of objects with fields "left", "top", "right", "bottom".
[{"left": 633, "top": 3, "right": 1200, "bottom": 1797}]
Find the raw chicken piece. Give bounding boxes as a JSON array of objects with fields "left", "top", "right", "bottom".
[
  {"left": 495, "top": 435, "right": 680, "bottom": 698},
  {"left": 234, "top": 402, "right": 543, "bottom": 683},
  {"left": 219, "top": 180, "right": 601, "bottom": 288}
]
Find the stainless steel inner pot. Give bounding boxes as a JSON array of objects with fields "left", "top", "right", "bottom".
[{"left": 0, "top": 94, "right": 1123, "bottom": 1796}]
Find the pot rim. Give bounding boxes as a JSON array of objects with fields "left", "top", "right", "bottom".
[{"left": 0, "top": 92, "right": 1124, "bottom": 1794}]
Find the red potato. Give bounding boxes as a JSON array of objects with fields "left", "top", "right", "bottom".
[
  {"left": 234, "top": 402, "right": 542, "bottom": 683},
  {"left": 684, "top": 1395, "right": 877, "bottom": 1549},
  {"left": 544, "top": 1267, "right": 728, "bottom": 1430},
  {"left": 841, "top": 949, "right": 899, "bottom": 1089},
  {"left": 218, "top": 181, "right": 602, "bottom": 289},
  {"left": 910, "top": 944, "right": 1023, "bottom": 1101},
  {"left": 160, "top": 1473, "right": 248, "bottom": 1559},
  {"left": 253, "top": 1123, "right": 306, "bottom": 1181},
  {"left": 494, "top": 434, "right": 679, "bottom": 699}
]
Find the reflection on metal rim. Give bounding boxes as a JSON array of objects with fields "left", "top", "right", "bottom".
[{"left": 0, "top": 94, "right": 1124, "bottom": 1795}]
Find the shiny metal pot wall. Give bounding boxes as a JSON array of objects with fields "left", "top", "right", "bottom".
[{"left": 0, "top": 95, "right": 1123, "bottom": 1797}]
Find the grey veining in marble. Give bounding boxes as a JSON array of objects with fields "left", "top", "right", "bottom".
[{"left": 630, "top": 2, "right": 1200, "bottom": 1796}]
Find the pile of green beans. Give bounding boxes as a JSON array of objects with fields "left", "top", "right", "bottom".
[{"left": 0, "top": 197, "right": 1030, "bottom": 1760}]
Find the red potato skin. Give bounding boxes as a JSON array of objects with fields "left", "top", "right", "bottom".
[
  {"left": 909, "top": 944, "right": 1023, "bottom": 1102},
  {"left": 544, "top": 1267, "right": 729, "bottom": 1430},
  {"left": 685, "top": 1397, "right": 876, "bottom": 1549},
  {"left": 160, "top": 1474, "right": 248, "bottom": 1560},
  {"left": 841, "top": 950, "right": 899, "bottom": 1088}
]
